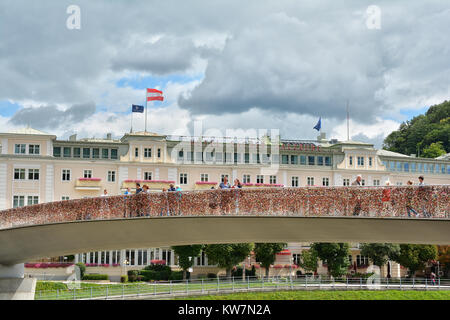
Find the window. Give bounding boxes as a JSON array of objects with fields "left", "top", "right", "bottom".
[
  {"left": 196, "top": 152, "right": 203, "bottom": 162},
  {"left": 102, "top": 149, "right": 109, "bottom": 159},
  {"left": 28, "top": 169, "right": 39, "bottom": 180},
  {"left": 397, "top": 162, "right": 402, "bottom": 172},
  {"left": 179, "top": 173, "right": 188, "bottom": 185},
  {"left": 14, "top": 169, "right": 26, "bottom": 180},
  {"left": 293, "top": 254, "right": 301, "bottom": 266},
  {"left": 92, "top": 148, "right": 100, "bottom": 159},
  {"left": 144, "top": 172, "right": 152, "bottom": 180},
  {"left": 404, "top": 162, "right": 409, "bottom": 172},
  {"left": 29, "top": 144, "right": 40, "bottom": 155},
  {"left": 396, "top": 182, "right": 403, "bottom": 186},
  {"left": 256, "top": 175, "right": 264, "bottom": 184},
  {"left": 317, "top": 156, "right": 324, "bottom": 166},
  {"left": 356, "top": 255, "right": 369, "bottom": 267},
  {"left": 73, "top": 147, "right": 81, "bottom": 158},
  {"left": 290, "top": 155, "right": 298, "bottom": 165},
  {"left": 291, "top": 176, "right": 299, "bottom": 187},
  {"left": 349, "top": 156, "right": 353, "bottom": 166},
  {"left": 144, "top": 148, "right": 152, "bottom": 158},
  {"left": 325, "top": 156, "right": 331, "bottom": 166},
  {"left": 63, "top": 147, "right": 71, "bottom": 158},
  {"left": 282, "top": 155, "right": 289, "bottom": 164},
  {"left": 234, "top": 153, "right": 241, "bottom": 164},
  {"left": 243, "top": 174, "right": 251, "bottom": 183},
  {"left": 373, "top": 179, "right": 380, "bottom": 186},
  {"left": 215, "top": 152, "right": 223, "bottom": 163},
  {"left": 411, "top": 163, "right": 416, "bottom": 172},
  {"left": 62, "top": 196, "right": 70, "bottom": 201},
  {"left": 83, "top": 148, "right": 90, "bottom": 158},
  {"left": 308, "top": 156, "right": 315, "bottom": 165},
  {"left": 27, "top": 196, "right": 39, "bottom": 206},
  {"left": 62, "top": 169, "right": 71, "bottom": 181},
  {"left": 221, "top": 174, "right": 229, "bottom": 183},
  {"left": 157, "top": 148, "right": 161, "bottom": 158},
  {"left": 83, "top": 170, "right": 92, "bottom": 178},
  {"left": 307, "top": 177, "right": 314, "bottom": 186},
  {"left": 269, "top": 175, "right": 277, "bottom": 184},
  {"left": 53, "top": 147, "right": 61, "bottom": 157},
  {"left": 300, "top": 155, "right": 306, "bottom": 165},
  {"left": 343, "top": 178, "right": 350, "bottom": 186},
  {"left": 110, "top": 149, "right": 118, "bottom": 159},
  {"left": 13, "top": 196, "right": 25, "bottom": 208},
  {"left": 107, "top": 171, "right": 116, "bottom": 182},
  {"left": 369, "top": 157, "right": 373, "bottom": 166},
  {"left": 178, "top": 150, "right": 184, "bottom": 161},
  {"left": 244, "top": 153, "right": 250, "bottom": 164},
  {"left": 361, "top": 179, "right": 365, "bottom": 186},
  {"left": 322, "top": 177, "right": 329, "bottom": 186},
  {"left": 15, "top": 144, "right": 26, "bottom": 154},
  {"left": 200, "top": 173, "right": 209, "bottom": 182},
  {"left": 357, "top": 156, "right": 364, "bottom": 166}
]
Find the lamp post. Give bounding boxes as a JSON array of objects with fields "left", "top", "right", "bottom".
[
  {"left": 122, "top": 259, "right": 129, "bottom": 280},
  {"left": 247, "top": 255, "right": 251, "bottom": 281}
]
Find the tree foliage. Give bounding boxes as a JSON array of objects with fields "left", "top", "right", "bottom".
[
  {"left": 382, "top": 100, "right": 450, "bottom": 158},
  {"left": 204, "top": 243, "right": 254, "bottom": 277},
  {"left": 360, "top": 243, "right": 400, "bottom": 269},
  {"left": 299, "top": 249, "right": 319, "bottom": 273},
  {"left": 254, "top": 243, "right": 286, "bottom": 277},
  {"left": 310, "top": 243, "right": 350, "bottom": 278},
  {"left": 394, "top": 244, "right": 438, "bottom": 277},
  {"left": 171, "top": 245, "right": 203, "bottom": 279}
]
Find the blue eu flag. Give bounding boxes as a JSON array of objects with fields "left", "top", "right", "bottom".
[
  {"left": 313, "top": 117, "right": 321, "bottom": 131},
  {"left": 132, "top": 104, "right": 144, "bottom": 113}
]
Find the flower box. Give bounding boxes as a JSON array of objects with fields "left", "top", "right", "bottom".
[
  {"left": 150, "top": 259, "right": 166, "bottom": 265},
  {"left": 75, "top": 178, "right": 102, "bottom": 190},
  {"left": 122, "top": 180, "right": 175, "bottom": 191},
  {"left": 195, "top": 181, "right": 218, "bottom": 190},
  {"left": 25, "top": 263, "right": 74, "bottom": 268},
  {"left": 274, "top": 264, "right": 283, "bottom": 269}
]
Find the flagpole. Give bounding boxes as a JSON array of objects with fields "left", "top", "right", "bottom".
[
  {"left": 346, "top": 100, "right": 350, "bottom": 141},
  {"left": 130, "top": 109, "right": 133, "bottom": 133},
  {"left": 145, "top": 90, "right": 148, "bottom": 132}
]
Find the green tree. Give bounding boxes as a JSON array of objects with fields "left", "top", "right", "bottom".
[
  {"left": 299, "top": 249, "right": 319, "bottom": 274},
  {"left": 171, "top": 245, "right": 203, "bottom": 280},
  {"left": 394, "top": 244, "right": 438, "bottom": 277},
  {"left": 382, "top": 100, "right": 450, "bottom": 157},
  {"left": 421, "top": 142, "right": 446, "bottom": 158},
  {"left": 205, "top": 243, "right": 254, "bottom": 278},
  {"left": 254, "top": 243, "right": 286, "bottom": 277},
  {"left": 311, "top": 243, "right": 350, "bottom": 278},
  {"left": 360, "top": 243, "right": 400, "bottom": 273}
]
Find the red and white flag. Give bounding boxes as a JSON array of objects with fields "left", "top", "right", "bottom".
[{"left": 147, "top": 88, "right": 164, "bottom": 101}]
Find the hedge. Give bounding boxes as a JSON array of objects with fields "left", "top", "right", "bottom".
[
  {"left": 82, "top": 274, "right": 109, "bottom": 280},
  {"left": 121, "top": 275, "right": 128, "bottom": 283}
]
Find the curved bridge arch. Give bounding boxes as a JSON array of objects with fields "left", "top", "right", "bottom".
[{"left": 0, "top": 186, "right": 449, "bottom": 264}]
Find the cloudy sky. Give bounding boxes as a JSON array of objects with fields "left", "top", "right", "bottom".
[{"left": 0, "top": 1, "right": 449, "bottom": 148}]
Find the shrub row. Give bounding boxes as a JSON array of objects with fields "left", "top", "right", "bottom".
[{"left": 82, "top": 274, "right": 109, "bottom": 280}]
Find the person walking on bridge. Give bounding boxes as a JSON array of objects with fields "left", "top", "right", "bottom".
[{"left": 351, "top": 175, "right": 362, "bottom": 216}]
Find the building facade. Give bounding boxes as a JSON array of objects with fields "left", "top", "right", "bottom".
[{"left": 1, "top": 128, "right": 449, "bottom": 279}]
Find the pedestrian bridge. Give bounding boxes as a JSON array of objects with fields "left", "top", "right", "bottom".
[{"left": 0, "top": 186, "right": 449, "bottom": 265}]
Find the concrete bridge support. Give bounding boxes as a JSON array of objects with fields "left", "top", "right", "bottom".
[{"left": 0, "top": 263, "right": 36, "bottom": 300}]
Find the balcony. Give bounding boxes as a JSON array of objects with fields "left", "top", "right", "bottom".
[{"left": 75, "top": 178, "right": 102, "bottom": 191}]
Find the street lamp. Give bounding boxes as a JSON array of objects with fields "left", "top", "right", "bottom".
[{"left": 247, "top": 255, "right": 251, "bottom": 281}]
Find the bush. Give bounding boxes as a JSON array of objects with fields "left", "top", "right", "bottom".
[
  {"left": 127, "top": 270, "right": 139, "bottom": 277},
  {"left": 82, "top": 274, "right": 109, "bottom": 280},
  {"left": 128, "top": 275, "right": 137, "bottom": 282},
  {"left": 76, "top": 263, "right": 86, "bottom": 279},
  {"left": 296, "top": 270, "right": 303, "bottom": 276},
  {"left": 136, "top": 275, "right": 144, "bottom": 282},
  {"left": 120, "top": 275, "right": 128, "bottom": 283},
  {"left": 169, "top": 271, "right": 183, "bottom": 281}
]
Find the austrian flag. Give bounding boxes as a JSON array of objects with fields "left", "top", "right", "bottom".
[{"left": 147, "top": 88, "right": 164, "bottom": 102}]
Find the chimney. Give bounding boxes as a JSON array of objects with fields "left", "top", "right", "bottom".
[
  {"left": 317, "top": 132, "right": 326, "bottom": 142},
  {"left": 410, "top": 154, "right": 416, "bottom": 158},
  {"left": 69, "top": 134, "right": 77, "bottom": 141},
  {"left": 107, "top": 133, "right": 112, "bottom": 140}
]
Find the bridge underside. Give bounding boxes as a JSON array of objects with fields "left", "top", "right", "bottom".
[{"left": 1, "top": 216, "right": 449, "bottom": 265}]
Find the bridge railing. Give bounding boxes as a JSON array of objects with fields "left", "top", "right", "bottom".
[
  {"left": 0, "top": 186, "right": 449, "bottom": 230},
  {"left": 34, "top": 275, "right": 450, "bottom": 300}
]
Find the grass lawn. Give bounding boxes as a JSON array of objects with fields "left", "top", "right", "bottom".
[{"left": 178, "top": 290, "right": 450, "bottom": 300}]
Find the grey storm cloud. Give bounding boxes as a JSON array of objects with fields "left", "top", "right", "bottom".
[
  {"left": 0, "top": 0, "right": 450, "bottom": 124},
  {"left": 9, "top": 103, "right": 96, "bottom": 129}
]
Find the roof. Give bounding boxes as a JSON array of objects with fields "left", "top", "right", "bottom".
[
  {"left": 8, "top": 127, "right": 52, "bottom": 136},
  {"left": 377, "top": 149, "right": 411, "bottom": 158},
  {"left": 436, "top": 153, "right": 450, "bottom": 160}
]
